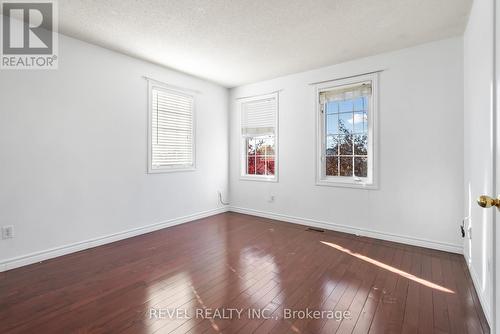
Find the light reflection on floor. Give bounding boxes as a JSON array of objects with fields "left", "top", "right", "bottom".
[
  {"left": 320, "top": 241, "right": 454, "bottom": 294},
  {"left": 239, "top": 248, "right": 280, "bottom": 307}
]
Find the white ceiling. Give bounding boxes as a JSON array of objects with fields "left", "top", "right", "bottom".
[{"left": 59, "top": 0, "right": 472, "bottom": 87}]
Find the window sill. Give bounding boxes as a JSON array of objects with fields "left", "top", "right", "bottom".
[
  {"left": 148, "top": 167, "right": 196, "bottom": 174},
  {"left": 240, "top": 175, "right": 278, "bottom": 183},
  {"left": 316, "top": 179, "right": 377, "bottom": 190}
]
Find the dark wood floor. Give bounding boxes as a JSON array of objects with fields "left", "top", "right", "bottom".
[{"left": 0, "top": 212, "right": 489, "bottom": 334}]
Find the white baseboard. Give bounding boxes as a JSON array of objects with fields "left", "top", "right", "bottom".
[
  {"left": 229, "top": 206, "right": 463, "bottom": 254},
  {"left": 467, "top": 260, "right": 492, "bottom": 327},
  {"left": 0, "top": 206, "right": 229, "bottom": 272},
  {"left": 0, "top": 206, "right": 463, "bottom": 273}
]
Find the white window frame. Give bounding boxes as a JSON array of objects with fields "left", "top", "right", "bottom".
[
  {"left": 147, "top": 80, "right": 196, "bottom": 174},
  {"left": 315, "top": 73, "right": 378, "bottom": 189},
  {"left": 239, "top": 92, "right": 279, "bottom": 182}
]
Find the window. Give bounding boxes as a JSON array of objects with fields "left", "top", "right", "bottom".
[
  {"left": 240, "top": 93, "right": 278, "bottom": 181},
  {"left": 148, "top": 81, "right": 195, "bottom": 173},
  {"left": 316, "top": 73, "right": 377, "bottom": 188}
]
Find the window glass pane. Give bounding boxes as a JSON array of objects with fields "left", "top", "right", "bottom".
[
  {"left": 326, "top": 114, "right": 339, "bottom": 135},
  {"left": 339, "top": 135, "right": 353, "bottom": 155},
  {"left": 353, "top": 112, "right": 367, "bottom": 133},
  {"left": 266, "top": 156, "right": 275, "bottom": 175},
  {"left": 354, "top": 157, "right": 368, "bottom": 177},
  {"left": 354, "top": 134, "right": 368, "bottom": 155},
  {"left": 326, "top": 135, "right": 339, "bottom": 155},
  {"left": 326, "top": 156, "right": 339, "bottom": 176},
  {"left": 247, "top": 138, "right": 255, "bottom": 155},
  {"left": 263, "top": 137, "right": 275, "bottom": 155},
  {"left": 247, "top": 157, "right": 256, "bottom": 175},
  {"left": 339, "top": 112, "right": 353, "bottom": 134},
  {"left": 326, "top": 101, "right": 339, "bottom": 114},
  {"left": 339, "top": 157, "right": 353, "bottom": 176},
  {"left": 251, "top": 136, "right": 274, "bottom": 156},
  {"left": 255, "top": 138, "right": 266, "bottom": 155},
  {"left": 245, "top": 135, "right": 275, "bottom": 177},
  {"left": 353, "top": 97, "right": 365, "bottom": 111},
  {"left": 256, "top": 156, "right": 266, "bottom": 175},
  {"left": 339, "top": 100, "right": 353, "bottom": 112}
]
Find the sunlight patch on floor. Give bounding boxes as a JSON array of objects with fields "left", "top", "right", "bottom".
[{"left": 320, "top": 241, "right": 454, "bottom": 294}]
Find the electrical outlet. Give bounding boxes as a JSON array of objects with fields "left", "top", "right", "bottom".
[
  {"left": 268, "top": 195, "right": 275, "bottom": 203},
  {"left": 2, "top": 225, "right": 14, "bottom": 239}
]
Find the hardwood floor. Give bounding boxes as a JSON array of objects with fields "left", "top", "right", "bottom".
[{"left": 0, "top": 212, "right": 489, "bottom": 334}]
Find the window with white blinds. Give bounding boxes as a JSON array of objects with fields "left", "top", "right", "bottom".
[
  {"left": 240, "top": 93, "right": 278, "bottom": 180},
  {"left": 148, "top": 83, "right": 195, "bottom": 172}
]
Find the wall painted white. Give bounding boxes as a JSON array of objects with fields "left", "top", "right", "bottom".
[
  {"left": 0, "top": 34, "right": 467, "bottom": 275},
  {"left": 0, "top": 34, "right": 229, "bottom": 270},
  {"left": 463, "top": 0, "right": 494, "bottom": 324},
  {"left": 229, "top": 37, "right": 465, "bottom": 253}
]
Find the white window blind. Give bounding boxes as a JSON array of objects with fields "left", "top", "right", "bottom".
[
  {"left": 241, "top": 96, "right": 277, "bottom": 136},
  {"left": 319, "top": 82, "right": 372, "bottom": 103},
  {"left": 151, "top": 87, "right": 194, "bottom": 170}
]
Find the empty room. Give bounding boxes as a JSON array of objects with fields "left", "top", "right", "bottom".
[{"left": 1, "top": 0, "right": 499, "bottom": 333}]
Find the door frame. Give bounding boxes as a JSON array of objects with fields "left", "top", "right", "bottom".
[{"left": 494, "top": 0, "right": 499, "bottom": 332}]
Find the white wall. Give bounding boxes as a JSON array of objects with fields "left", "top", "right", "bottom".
[
  {"left": 229, "top": 37, "right": 464, "bottom": 253},
  {"left": 463, "top": 0, "right": 494, "bottom": 323},
  {"left": 0, "top": 34, "right": 229, "bottom": 269},
  {"left": 0, "top": 33, "right": 466, "bottom": 273}
]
